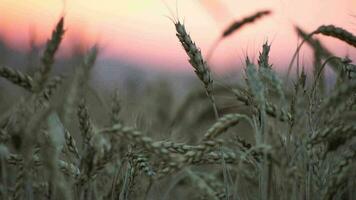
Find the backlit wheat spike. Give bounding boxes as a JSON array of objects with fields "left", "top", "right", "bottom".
[
  {"left": 296, "top": 26, "right": 333, "bottom": 57},
  {"left": 207, "top": 10, "right": 272, "bottom": 60},
  {"left": 288, "top": 24, "right": 356, "bottom": 77},
  {"left": 296, "top": 26, "right": 340, "bottom": 72},
  {"left": 258, "top": 42, "right": 272, "bottom": 69},
  {"left": 174, "top": 21, "right": 219, "bottom": 119},
  {"left": 36, "top": 17, "right": 65, "bottom": 89},
  {"left": 296, "top": 26, "right": 329, "bottom": 54},
  {"left": 175, "top": 21, "right": 213, "bottom": 95},
  {"left": 313, "top": 25, "right": 356, "bottom": 48},
  {"left": 222, "top": 10, "right": 271, "bottom": 38},
  {"left": 0, "top": 66, "right": 34, "bottom": 91}
]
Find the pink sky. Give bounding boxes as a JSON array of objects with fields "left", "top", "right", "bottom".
[{"left": 0, "top": 0, "right": 355, "bottom": 72}]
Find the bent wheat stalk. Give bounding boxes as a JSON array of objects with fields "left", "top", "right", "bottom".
[{"left": 287, "top": 24, "right": 356, "bottom": 79}]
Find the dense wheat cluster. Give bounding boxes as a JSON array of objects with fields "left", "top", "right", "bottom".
[{"left": 0, "top": 10, "right": 356, "bottom": 200}]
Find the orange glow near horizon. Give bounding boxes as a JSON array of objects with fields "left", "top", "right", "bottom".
[{"left": 0, "top": 0, "right": 355, "bottom": 72}]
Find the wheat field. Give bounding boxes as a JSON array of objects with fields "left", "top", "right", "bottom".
[{"left": 0, "top": 10, "right": 356, "bottom": 200}]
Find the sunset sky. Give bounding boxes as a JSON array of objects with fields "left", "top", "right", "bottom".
[{"left": 0, "top": 0, "right": 355, "bottom": 72}]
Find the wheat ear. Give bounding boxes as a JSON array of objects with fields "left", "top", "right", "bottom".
[
  {"left": 174, "top": 21, "right": 219, "bottom": 119},
  {"left": 35, "top": 17, "right": 65, "bottom": 90},
  {"left": 206, "top": 10, "right": 271, "bottom": 60},
  {"left": 287, "top": 25, "right": 356, "bottom": 78},
  {"left": 0, "top": 66, "right": 34, "bottom": 91}
]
